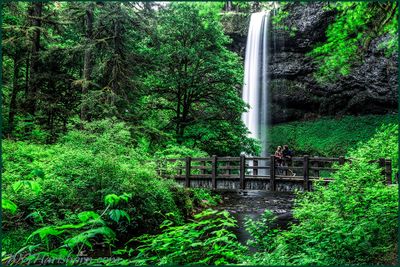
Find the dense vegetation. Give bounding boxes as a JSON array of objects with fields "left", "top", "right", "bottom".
[
  {"left": 308, "top": 2, "right": 398, "bottom": 83},
  {"left": 247, "top": 123, "right": 398, "bottom": 265},
  {"left": 273, "top": 2, "right": 398, "bottom": 83},
  {"left": 2, "top": 120, "right": 218, "bottom": 255},
  {"left": 1, "top": 2, "right": 257, "bottom": 155},
  {"left": 1, "top": 1, "right": 398, "bottom": 266},
  {"left": 269, "top": 114, "right": 397, "bottom": 156}
]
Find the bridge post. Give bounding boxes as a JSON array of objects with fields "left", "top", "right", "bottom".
[
  {"left": 240, "top": 154, "right": 245, "bottom": 189},
  {"left": 185, "top": 157, "right": 191, "bottom": 188},
  {"left": 200, "top": 161, "right": 205, "bottom": 175},
  {"left": 339, "top": 156, "right": 345, "bottom": 165},
  {"left": 303, "top": 155, "right": 310, "bottom": 191},
  {"left": 270, "top": 155, "right": 275, "bottom": 191},
  {"left": 312, "top": 158, "right": 319, "bottom": 178},
  {"left": 212, "top": 155, "right": 217, "bottom": 190},
  {"left": 253, "top": 159, "right": 258, "bottom": 176},
  {"left": 385, "top": 159, "right": 392, "bottom": 184}
]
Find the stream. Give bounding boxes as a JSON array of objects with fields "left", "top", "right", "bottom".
[{"left": 215, "top": 190, "right": 295, "bottom": 245}]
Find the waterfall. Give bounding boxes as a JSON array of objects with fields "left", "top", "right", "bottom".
[{"left": 242, "top": 12, "right": 270, "bottom": 158}]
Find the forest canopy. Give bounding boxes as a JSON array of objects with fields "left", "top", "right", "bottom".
[{"left": 1, "top": 2, "right": 258, "bottom": 156}]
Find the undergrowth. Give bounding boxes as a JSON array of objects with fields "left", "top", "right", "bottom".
[
  {"left": 269, "top": 114, "right": 396, "bottom": 156},
  {"left": 248, "top": 123, "right": 398, "bottom": 265}
]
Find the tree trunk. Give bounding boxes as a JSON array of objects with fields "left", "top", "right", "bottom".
[
  {"left": 8, "top": 54, "right": 21, "bottom": 136},
  {"left": 25, "top": 2, "right": 43, "bottom": 116},
  {"left": 177, "top": 100, "right": 190, "bottom": 144},
  {"left": 25, "top": 56, "right": 30, "bottom": 96},
  {"left": 81, "top": 3, "right": 95, "bottom": 122}
]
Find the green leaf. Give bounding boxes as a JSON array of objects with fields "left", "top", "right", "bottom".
[
  {"left": 109, "top": 209, "right": 121, "bottom": 223},
  {"left": 2, "top": 198, "right": 18, "bottom": 214},
  {"left": 28, "top": 226, "right": 65, "bottom": 241},
  {"left": 77, "top": 211, "right": 100, "bottom": 223},
  {"left": 11, "top": 181, "right": 23, "bottom": 192},
  {"left": 104, "top": 194, "right": 120, "bottom": 206}
]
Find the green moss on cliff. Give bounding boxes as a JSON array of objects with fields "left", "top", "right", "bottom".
[{"left": 269, "top": 114, "right": 397, "bottom": 156}]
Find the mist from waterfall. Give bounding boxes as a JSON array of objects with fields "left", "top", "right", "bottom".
[{"left": 242, "top": 12, "right": 270, "bottom": 157}]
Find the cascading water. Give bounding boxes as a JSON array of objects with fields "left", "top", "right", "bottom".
[{"left": 242, "top": 12, "right": 270, "bottom": 161}]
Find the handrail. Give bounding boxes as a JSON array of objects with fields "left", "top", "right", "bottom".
[{"left": 157, "top": 155, "right": 394, "bottom": 191}]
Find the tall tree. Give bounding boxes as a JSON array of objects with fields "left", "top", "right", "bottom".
[
  {"left": 25, "top": 2, "right": 43, "bottom": 116},
  {"left": 80, "top": 3, "right": 95, "bottom": 121},
  {"left": 141, "top": 3, "right": 257, "bottom": 154},
  {"left": 7, "top": 54, "right": 21, "bottom": 135}
]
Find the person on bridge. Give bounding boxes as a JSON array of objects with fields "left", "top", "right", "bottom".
[
  {"left": 274, "top": 146, "right": 283, "bottom": 173},
  {"left": 282, "top": 145, "right": 292, "bottom": 160},
  {"left": 282, "top": 145, "right": 295, "bottom": 176},
  {"left": 274, "top": 146, "right": 283, "bottom": 162}
]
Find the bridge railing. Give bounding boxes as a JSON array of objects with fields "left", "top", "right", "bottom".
[{"left": 157, "top": 155, "right": 394, "bottom": 191}]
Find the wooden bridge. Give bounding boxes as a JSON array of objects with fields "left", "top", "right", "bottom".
[{"left": 157, "top": 155, "right": 394, "bottom": 191}]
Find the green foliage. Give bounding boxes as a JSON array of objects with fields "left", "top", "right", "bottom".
[
  {"left": 272, "top": 2, "right": 297, "bottom": 36},
  {"left": 2, "top": 228, "right": 35, "bottom": 255},
  {"left": 308, "top": 2, "right": 398, "bottom": 83},
  {"left": 245, "top": 210, "right": 279, "bottom": 251},
  {"left": 105, "top": 193, "right": 132, "bottom": 224},
  {"left": 269, "top": 114, "right": 396, "bottom": 156},
  {"left": 2, "top": 119, "right": 217, "bottom": 254},
  {"left": 139, "top": 2, "right": 256, "bottom": 156},
  {"left": 2, "top": 198, "right": 18, "bottom": 214},
  {"left": 191, "top": 188, "right": 222, "bottom": 208},
  {"left": 128, "top": 209, "right": 246, "bottom": 265},
  {"left": 348, "top": 123, "right": 398, "bottom": 174},
  {"left": 2, "top": 2, "right": 397, "bottom": 265},
  {"left": 12, "top": 180, "right": 41, "bottom": 195},
  {"left": 13, "top": 207, "right": 116, "bottom": 265},
  {"left": 250, "top": 123, "right": 398, "bottom": 265}
]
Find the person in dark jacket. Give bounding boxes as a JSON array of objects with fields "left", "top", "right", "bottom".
[{"left": 282, "top": 145, "right": 295, "bottom": 176}]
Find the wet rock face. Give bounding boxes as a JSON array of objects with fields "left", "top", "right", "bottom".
[
  {"left": 221, "top": 12, "right": 249, "bottom": 58},
  {"left": 269, "top": 2, "right": 398, "bottom": 123},
  {"left": 273, "top": 2, "right": 336, "bottom": 52},
  {"left": 223, "top": 3, "right": 398, "bottom": 124}
]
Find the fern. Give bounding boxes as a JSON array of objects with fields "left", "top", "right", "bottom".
[
  {"left": 12, "top": 180, "right": 41, "bottom": 195},
  {"left": 2, "top": 198, "right": 18, "bottom": 214},
  {"left": 130, "top": 209, "right": 246, "bottom": 265}
]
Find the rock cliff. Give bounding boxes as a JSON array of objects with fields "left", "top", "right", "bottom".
[{"left": 223, "top": 3, "right": 398, "bottom": 124}]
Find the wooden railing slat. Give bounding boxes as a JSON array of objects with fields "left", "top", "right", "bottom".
[
  {"left": 185, "top": 157, "right": 191, "bottom": 188},
  {"left": 211, "top": 155, "right": 217, "bottom": 190},
  {"left": 303, "top": 155, "right": 310, "bottom": 191},
  {"left": 158, "top": 156, "right": 394, "bottom": 190},
  {"left": 240, "top": 155, "right": 245, "bottom": 189},
  {"left": 270, "top": 155, "right": 276, "bottom": 191}
]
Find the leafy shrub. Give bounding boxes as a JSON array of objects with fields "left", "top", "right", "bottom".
[
  {"left": 9, "top": 115, "right": 51, "bottom": 143},
  {"left": 251, "top": 123, "right": 398, "bottom": 265},
  {"left": 127, "top": 209, "right": 246, "bottom": 265},
  {"left": 244, "top": 210, "right": 279, "bottom": 251},
  {"left": 8, "top": 193, "right": 131, "bottom": 265},
  {"left": 191, "top": 188, "right": 222, "bottom": 208},
  {"left": 2, "top": 119, "right": 217, "bottom": 254}
]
